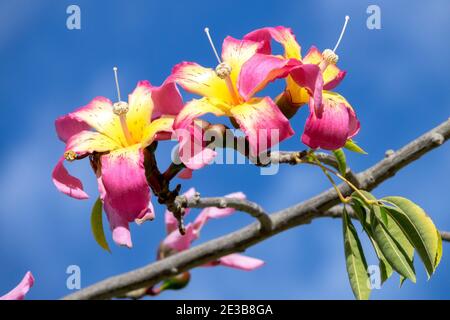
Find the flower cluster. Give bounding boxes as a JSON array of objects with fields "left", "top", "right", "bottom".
[{"left": 53, "top": 24, "right": 359, "bottom": 249}]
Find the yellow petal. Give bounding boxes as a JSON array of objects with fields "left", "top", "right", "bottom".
[
  {"left": 72, "top": 97, "right": 127, "bottom": 146},
  {"left": 67, "top": 131, "right": 121, "bottom": 154},
  {"left": 126, "top": 81, "right": 154, "bottom": 143},
  {"left": 174, "top": 97, "right": 231, "bottom": 130},
  {"left": 285, "top": 75, "right": 310, "bottom": 105},
  {"left": 141, "top": 116, "right": 176, "bottom": 148},
  {"left": 303, "top": 47, "right": 342, "bottom": 84},
  {"left": 171, "top": 62, "right": 233, "bottom": 104},
  {"left": 221, "top": 37, "right": 261, "bottom": 88}
]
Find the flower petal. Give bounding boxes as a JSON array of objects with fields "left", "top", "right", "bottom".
[
  {"left": 302, "top": 91, "right": 360, "bottom": 150},
  {"left": 174, "top": 97, "right": 229, "bottom": 131},
  {"left": 126, "top": 81, "right": 154, "bottom": 142},
  {"left": 170, "top": 62, "right": 233, "bottom": 104},
  {"left": 135, "top": 201, "right": 155, "bottom": 225},
  {"left": 0, "top": 271, "right": 34, "bottom": 300},
  {"left": 221, "top": 36, "right": 261, "bottom": 87},
  {"left": 162, "top": 223, "right": 197, "bottom": 252},
  {"left": 100, "top": 146, "right": 150, "bottom": 224},
  {"left": 52, "top": 157, "right": 89, "bottom": 200},
  {"left": 66, "top": 130, "right": 121, "bottom": 156},
  {"left": 288, "top": 63, "right": 323, "bottom": 108},
  {"left": 61, "top": 97, "right": 126, "bottom": 146},
  {"left": 303, "top": 46, "right": 345, "bottom": 87},
  {"left": 229, "top": 97, "right": 294, "bottom": 156},
  {"left": 238, "top": 53, "right": 300, "bottom": 100},
  {"left": 141, "top": 116, "right": 175, "bottom": 148},
  {"left": 178, "top": 168, "right": 193, "bottom": 180},
  {"left": 176, "top": 122, "right": 217, "bottom": 170},
  {"left": 151, "top": 80, "right": 184, "bottom": 119},
  {"left": 55, "top": 114, "right": 91, "bottom": 143},
  {"left": 206, "top": 253, "right": 265, "bottom": 271},
  {"left": 244, "top": 26, "right": 301, "bottom": 60}
]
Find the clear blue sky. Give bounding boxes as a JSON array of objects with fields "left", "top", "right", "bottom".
[{"left": 0, "top": 0, "right": 449, "bottom": 299}]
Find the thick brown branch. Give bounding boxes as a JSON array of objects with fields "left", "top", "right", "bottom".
[{"left": 63, "top": 118, "right": 450, "bottom": 300}]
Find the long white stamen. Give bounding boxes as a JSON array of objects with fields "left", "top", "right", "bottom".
[
  {"left": 112, "top": 66, "right": 133, "bottom": 146},
  {"left": 333, "top": 15, "right": 350, "bottom": 53},
  {"left": 204, "top": 27, "right": 222, "bottom": 64},
  {"left": 113, "top": 66, "right": 122, "bottom": 101}
]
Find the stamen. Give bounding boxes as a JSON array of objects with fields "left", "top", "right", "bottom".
[
  {"left": 333, "top": 15, "right": 350, "bottom": 53},
  {"left": 112, "top": 67, "right": 134, "bottom": 146},
  {"left": 320, "top": 15, "right": 350, "bottom": 69},
  {"left": 204, "top": 27, "right": 222, "bottom": 64},
  {"left": 113, "top": 66, "right": 122, "bottom": 101},
  {"left": 203, "top": 27, "right": 240, "bottom": 105},
  {"left": 64, "top": 150, "right": 77, "bottom": 162}
]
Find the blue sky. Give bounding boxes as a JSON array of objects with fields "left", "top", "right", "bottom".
[{"left": 0, "top": 0, "right": 449, "bottom": 299}]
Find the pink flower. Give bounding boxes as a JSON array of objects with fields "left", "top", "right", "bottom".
[
  {"left": 53, "top": 80, "right": 184, "bottom": 248},
  {"left": 244, "top": 26, "right": 360, "bottom": 150},
  {"left": 170, "top": 36, "right": 295, "bottom": 157},
  {"left": 0, "top": 272, "right": 34, "bottom": 300},
  {"left": 161, "top": 189, "right": 264, "bottom": 271}
]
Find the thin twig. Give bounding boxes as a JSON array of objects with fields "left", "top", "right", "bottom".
[{"left": 175, "top": 194, "right": 272, "bottom": 233}]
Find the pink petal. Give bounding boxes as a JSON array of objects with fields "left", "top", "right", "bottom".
[
  {"left": 52, "top": 157, "right": 89, "bottom": 200},
  {"left": 151, "top": 80, "right": 184, "bottom": 119},
  {"left": 177, "top": 168, "right": 193, "bottom": 180},
  {"left": 238, "top": 53, "right": 300, "bottom": 100},
  {"left": 99, "top": 147, "right": 151, "bottom": 247},
  {"left": 162, "top": 223, "right": 197, "bottom": 252},
  {"left": 135, "top": 201, "right": 155, "bottom": 225},
  {"left": 302, "top": 95, "right": 359, "bottom": 150},
  {"left": 289, "top": 63, "right": 323, "bottom": 107},
  {"left": 323, "top": 70, "right": 346, "bottom": 90},
  {"left": 204, "top": 254, "right": 265, "bottom": 271},
  {"left": 244, "top": 26, "right": 301, "bottom": 60},
  {"left": 176, "top": 122, "right": 217, "bottom": 170},
  {"left": 165, "top": 188, "right": 196, "bottom": 234},
  {"left": 55, "top": 114, "right": 90, "bottom": 143},
  {"left": 56, "top": 97, "right": 126, "bottom": 146},
  {"left": 221, "top": 36, "right": 262, "bottom": 84},
  {"left": 230, "top": 97, "right": 294, "bottom": 156},
  {"left": 0, "top": 271, "right": 34, "bottom": 300}
]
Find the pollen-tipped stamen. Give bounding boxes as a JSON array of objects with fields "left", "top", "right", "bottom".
[
  {"left": 112, "top": 67, "right": 134, "bottom": 146},
  {"left": 204, "top": 27, "right": 241, "bottom": 105},
  {"left": 64, "top": 150, "right": 77, "bottom": 162},
  {"left": 320, "top": 15, "right": 350, "bottom": 71}
]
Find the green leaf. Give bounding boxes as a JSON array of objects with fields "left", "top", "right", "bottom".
[
  {"left": 343, "top": 208, "right": 371, "bottom": 300},
  {"left": 351, "top": 193, "right": 394, "bottom": 284},
  {"left": 370, "top": 208, "right": 416, "bottom": 283},
  {"left": 91, "top": 198, "right": 111, "bottom": 253},
  {"left": 344, "top": 139, "right": 367, "bottom": 154},
  {"left": 332, "top": 149, "right": 347, "bottom": 176},
  {"left": 382, "top": 196, "right": 441, "bottom": 277}
]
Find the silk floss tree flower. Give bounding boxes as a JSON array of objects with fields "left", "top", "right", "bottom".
[
  {"left": 0, "top": 272, "right": 34, "bottom": 300},
  {"left": 170, "top": 27, "right": 298, "bottom": 158},
  {"left": 243, "top": 16, "right": 360, "bottom": 151},
  {"left": 147, "top": 188, "right": 264, "bottom": 295},
  {"left": 52, "top": 68, "right": 191, "bottom": 248}
]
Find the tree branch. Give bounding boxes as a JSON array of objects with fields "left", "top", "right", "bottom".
[
  {"left": 173, "top": 194, "right": 272, "bottom": 232},
  {"left": 63, "top": 118, "right": 450, "bottom": 300}
]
